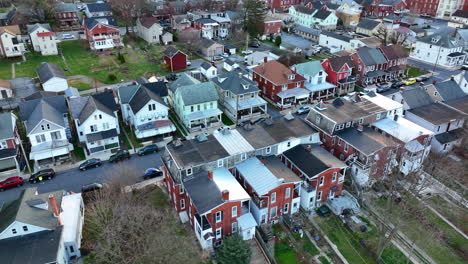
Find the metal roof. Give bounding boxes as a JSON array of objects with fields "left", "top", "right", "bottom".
[
  {"left": 235, "top": 157, "right": 280, "bottom": 196},
  {"left": 213, "top": 128, "right": 255, "bottom": 156}
]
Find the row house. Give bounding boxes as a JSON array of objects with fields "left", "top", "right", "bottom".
[
  {"left": 321, "top": 55, "right": 357, "bottom": 96},
  {"left": 118, "top": 82, "right": 176, "bottom": 140},
  {"left": 281, "top": 144, "right": 347, "bottom": 210},
  {"left": 210, "top": 15, "right": 231, "bottom": 39},
  {"left": 411, "top": 30, "right": 466, "bottom": 69},
  {"left": 262, "top": 16, "right": 282, "bottom": 39},
  {"left": 351, "top": 46, "right": 389, "bottom": 85},
  {"left": 194, "top": 18, "right": 222, "bottom": 40},
  {"left": 0, "top": 25, "right": 25, "bottom": 58},
  {"left": 356, "top": 0, "right": 407, "bottom": 17},
  {"left": 267, "top": 0, "right": 303, "bottom": 9},
  {"left": 27, "top": 23, "right": 58, "bottom": 56},
  {"left": 289, "top": 5, "right": 338, "bottom": 30},
  {"left": 69, "top": 91, "right": 120, "bottom": 155},
  {"left": 405, "top": 0, "right": 439, "bottom": 17},
  {"left": 252, "top": 60, "right": 307, "bottom": 109},
  {"left": 451, "top": 10, "right": 468, "bottom": 26},
  {"left": 19, "top": 95, "right": 73, "bottom": 170},
  {"left": 84, "top": 2, "right": 113, "bottom": 18},
  {"left": 233, "top": 157, "right": 302, "bottom": 225},
  {"left": 379, "top": 44, "right": 408, "bottom": 80},
  {"left": 435, "top": 0, "right": 467, "bottom": 18},
  {"left": 0, "top": 112, "right": 22, "bottom": 180},
  {"left": 212, "top": 71, "right": 268, "bottom": 124},
  {"left": 84, "top": 17, "right": 122, "bottom": 54},
  {"left": 293, "top": 25, "right": 321, "bottom": 43},
  {"left": 291, "top": 61, "right": 336, "bottom": 101},
  {"left": 306, "top": 96, "right": 399, "bottom": 186},
  {"left": 55, "top": 2, "right": 81, "bottom": 30}
]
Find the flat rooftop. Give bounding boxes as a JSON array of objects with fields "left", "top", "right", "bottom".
[
  {"left": 362, "top": 92, "right": 402, "bottom": 111},
  {"left": 262, "top": 156, "right": 302, "bottom": 183},
  {"left": 373, "top": 117, "right": 433, "bottom": 143},
  {"left": 213, "top": 127, "right": 255, "bottom": 155},
  {"left": 315, "top": 97, "right": 385, "bottom": 124},
  {"left": 409, "top": 102, "right": 467, "bottom": 125}
]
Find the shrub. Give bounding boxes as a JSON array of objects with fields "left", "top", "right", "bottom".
[
  {"left": 216, "top": 234, "right": 251, "bottom": 264},
  {"left": 108, "top": 73, "right": 117, "bottom": 81}
]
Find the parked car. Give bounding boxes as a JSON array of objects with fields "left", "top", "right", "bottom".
[
  {"left": 138, "top": 144, "right": 159, "bottom": 156},
  {"left": 212, "top": 55, "right": 224, "bottom": 61},
  {"left": 403, "top": 78, "right": 416, "bottom": 86},
  {"left": 376, "top": 83, "right": 391, "bottom": 93},
  {"left": 109, "top": 150, "right": 131, "bottom": 163},
  {"left": 296, "top": 105, "right": 310, "bottom": 115},
  {"left": 461, "top": 64, "right": 468, "bottom": 70},
  {"left": 62, "top": 33, "right": 74, "bottom": 40},
  {"left": 249, "top": 40, "right": 260, "bottom": 48},
  {"left": 79, "top": 158, "right": 102, "bottom": 171},
  {"left": 317, "top": 205, "right": 331, "bottom": 217},
  {"left": 242, "top": 50, "right": 253, "bottom": 55},
  {"left": 391, "top": 80, "right": 405, "bottom": 88},
  {"left": 81, "top": 182, "right": 104, "bottom": 193},
  {"left": 416, "top": 75, "right": 430, "bottom": 82},
  {"left": 220, "top": 53, "right": 229, "bottom": 58},
  {"left": 143, "top": 168, "right": 163, "bottom": 179},
  {"left": 29, "top": 169, "right": 55, "bottom": 183},
  {"left": 0, "top": 176, "right": 24, "bottom": 191}
]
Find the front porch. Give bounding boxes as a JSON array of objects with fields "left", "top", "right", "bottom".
[
  {"left": 305, "top": 82, "right": 336, "bottom": 101},
  {"left": 30, "top": 140, "right": 74, "bottom": 169},
  {"left": 446, "top": 52, "right": 466, "bottom": 67},
  {"left": 237, "top": 97, "right": 268, "bottom": 123},
  {"left": 337, "top": 76, "right": 357, "bottom": 96},
  {"left": 135, "top": 119, "right": 176, "bottom": 139},
  {"left": 86, "top": 129, "right": 120, "bottom": 154},
  {"left": 276, "top": 88, "right": 310, "bottom": 109},
  {"left": 363, "top": 70, "right": 389, "bottom": 85},
  {"left": 185, "top": 108, "right": 223, "bottom": 132},
  {"left": 387, "top": 65, "right": 407, "bottom": 81}
]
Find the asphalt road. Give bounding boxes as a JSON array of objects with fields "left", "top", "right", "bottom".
[
  {"left": 408, "top": 58, "right": 461, "bottom": 81},
  {"left": 0, "top": 152, "right": 163, "bottom": 203}
]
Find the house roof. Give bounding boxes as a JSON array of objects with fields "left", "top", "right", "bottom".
[
  {"left": 86, "top": 2, "right": 111, "bottom": 13},
  {"left": 24, "top": 91, "right": 58, "bottom": 101},
  {"left": 356, "top": 36, "right": 382, "bottom": 48},
  {"left": 184, "top": 171, "right": 223, "bottom": 214},
  {"left": 36, "top": 63, "right": 66, "bottom": 84},
  {"left": 321, "top": 30, "right": 352, "bottom": 42},
  {"left": 212, "top": 71, "right": 259, "bottom": 95},
  {"left": 409, "top": 102, "right": 467, "bottom": 125},
  {"left": 200, "top": 38, "right": 222, "bottom": 48},
  {"left": 0, "top": 188, "right": 63, "bottom": 233},
  {"left": 56, "top": 3, "right": 78, "bottom": 13},
  {"left": 292, "top": 61, "right": 325, "bottom": 77},
  {"left": 294, "top": 25, "right": 322, "bottom": 36},
  {"left": 235, "top": 157, "right": 281, "bottom": 196},
  {"left": 373, "top": 117, "right": 433, "bottom": 143},
  {"left": 0, "top": 25, "right": 20, "bottom": 36},
  {"left": 27, "top": 23, "right": 51, "bottom": 34},
  {"left": 262, "top": 155, "right": 302, "bottom": 183},
  {"left": 328, "top": 55, "right": 354, "bottom": 72},
  {"left": 417, "top": 30, "right": 462, "bottom": 48},
  {"left": 69, "top": 91, "right": 117, "bottom": 123},
  {"left": 445, "top": 96, "right": 468, "bottom": 114},
  {"left": 139, "top": 17, "right": 160, "bottom": 29},
  {"left": 434, "top": 128, "right": 465, "bottom": 144},
  {"left": 433, "top": 80, "right": 466, "bottom": 101},
  {"left": 357, "top": 18, "right": 381, "bottom": 31},
  {"left": 253, "top": 60, "right": 306, "bottom": 85},
  {"left": 357, "top": 47, "right": 388, "bottom": 66},
  {"left": 126, "top": 84, "right": 166, "bottom": 113},
  {"left": 401, "top": 86, "right": 434, "bottom": 109},
  {"left": 452, "top": 9, "right": 468, "bottom": 18},
  {"left": 201, "top": 61, "right": 214, "bottom": 70},
  {"left": 86, "top": 128, "right": 118, "bottom": 142},
  {"left": 169, "top": 73, "right": 200, "bottom": 93},
  {"left": 163, "top": 46, "right": 182, "bottom": 58},
  {"left": 195, "top": 18, "right": 218, "bottom": 24},
  {"left": 0, "top": 228, "right": 63, "bottom": 264},
  {"left": 293, "top": 5, "right": 315, "bottom": 15},
  {"left": 85, "top": 16, "right": 118, "bottom": 30},
  {"left": 178, "top": 81, "right": 219, "bottom": 105},
  {"left": 283, "top": 144, "right": 329, "bottom": 177},
  {"left": 0, "top": 79, "right": 11, "bottom": 89},
  {"left": 19, "top": 95, "right": 67, "bottom": 134},
  {"left": 0, "top": 112, "right": 15, "bottom": 140},
  {"left": 313, "top": 9, "right": 333, "bottom": 20},
  {"left": 379, "top": 44, "right": 408, "bottom": 61},
  {"left": 337, "top": 126, "right": 397, "bottom": 155}
]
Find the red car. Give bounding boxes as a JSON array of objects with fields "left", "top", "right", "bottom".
[{"left": 0, "top": 176, "right": 24, "bottom": 191}]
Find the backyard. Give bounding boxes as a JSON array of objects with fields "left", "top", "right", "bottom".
[
  {"left": 273, "top": 223, "right": 320, "bottom": 264},
  {"left": 426, "top": 195, "right": 468, "bottom": 234}
]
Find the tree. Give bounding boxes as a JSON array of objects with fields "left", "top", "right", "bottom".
[
  {"left": 215, "top": 234, "right": 252, "bottom": 264},
  {"left": 15, "top": 0, "right": 56, "bottom": 22},
  {"left": 108, "top": 0, "right": 146, "bottom": 34},
  {"left": 274, "top": 35, "right": 282, "bottom": 47},
  {"left": 389, "top": 31, "right": 409, "bottom": 46},
  {"left": 243, "top": 0, "right": 266, "bottom": 38},
  {"left": 277, "top": 53, "right": 306, "bottom": 67},
  {"left": 373, "top": 26, "right": 389, "bottom": 46}
]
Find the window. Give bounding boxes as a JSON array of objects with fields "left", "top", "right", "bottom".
[
  {"left": 284, "top": 203, "right": 289, "bottom": 214},
  {"left": 46, "top": 124, "right": 50, "bottom": 129},
  {"left": 197, "top": 105, "right": 200, "bottom": 111},
  {"left": 266, "top": 146, "right": 271, "bottom": 154},
  {"left": 241, "top": 153, "right": 247, "bottom": 161},
  {"left": 332, "top": 172, "right": 337, "bottom": 182},
  {"left": 287, "top": 141, "right": 291, "bottom": 147},
  {"left": 344, "top": 143, "right": 348, "bottom": 153},
  {"left": 216, "top": 227, "right": 222, "bottom": 239},
  {"left": 376, "top": 113, "right": 381, "bottom": 120},
  {"left": 359, "top": 118, "right": 363, "bottom": 124},
  {"left": 217, "top": 159, "right": 223, "bottom": 167},
  {"left": 99, "top": 114, "right": 102, "bottom": 119},
  {"left": 79, "top": 131, "right": 83, "bottom": 136},
  {"left": 338, "top": 139, "right": 342, "bottom": 146},
  {"left": 90, "top": 124, "right": 97, "bottom": 132},
  {"left": 179, "top": 186, "right": 184, "bottom": 194},
  {"left": 41, "top": 125, "right": 45, "bottom": 130},
  {"left": 437, "top": 126, "right": 440, "bottom": 132},
  {"left": 285, "top": 187, "right": 291, "bottom": 198},
  {"left": 271, "top": 192, "right": 276, "bottom": 203},
  {"left": 215, "top": 211, "right": 222, "bottom": 223},
  {"left": 36, "top": 134, "right": 46, "bottom": 143},
  {"left": 12, "top": 229, "right": 17, "bottom": 234},
  {"left": 319, "top": 176, "right": 324, "bottom": 186},
  {"left": 270, "top": 206, "right": 277, "bottom": 218},
  {"left": 232, "top": 222, "right": 238, "bottom": 233},
  {"left": 21, "top": 225, "right": 28, "bottom": 231},
  {"left": 69, "top": 246, "right": 75, "bottom": 253},
  {"left": 51, "top": 131, "right": 61, "bottom": 140},
  {"left": 180, "top": 199, "right": 185, "bottom": 209},
  {"left": 0, "top": 141, "right": 6, "bottom": 149},
  {"left": 232, "top": 206, "right": 237, "bottom": 217},
  {"left": 186, "top": 168, "right": 192, "bottom": 175},
  {"left": 346, "top": 122, "right": 351, "bottom": 128},
  {"left": 103, "top": 122, "right": 110, "bottom": 130},
  {"left": 317, "top": 191, "right": 322, "bottom": 201},
  {"left": 190, "top": 106, "right": 194, "bottom": 112}
]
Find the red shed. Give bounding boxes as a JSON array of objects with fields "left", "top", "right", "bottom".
[{"left": 163, "top": 47, "right": 187, "bottom": 72}]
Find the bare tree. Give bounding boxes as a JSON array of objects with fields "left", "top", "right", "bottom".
[
  {"left": 108, "top": 0, "right": 146, "bottom": 34},
  {"left": 373, "top": 26, "right": 389, "bottom": 46},
  {"left": 389, "top": 31, "right": 409, "bottom": 46},
  {"left": 15, "top": 0, "right": 56, "bottom": 22}
]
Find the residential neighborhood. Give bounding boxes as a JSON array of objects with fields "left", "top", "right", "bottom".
[{"left": 0, "top": 0, "right": 466, "bottom": 264}]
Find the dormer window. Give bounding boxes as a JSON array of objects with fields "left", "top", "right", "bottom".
[
  {"left": 288, "top": 74, "right": 295, "bottom": 80},
  {"left": 242, "top": 84, "right": 249, "bottom": 90}
]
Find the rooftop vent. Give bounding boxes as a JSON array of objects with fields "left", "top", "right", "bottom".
[
  {"left": 219, "top": 127, "right": 231, "bottom": 135},
  {"left": 284, "top": 112, "right": 295, "bottom": 121},
  {"left": 367, "top": 91, "right": 377, "bottom": 97},
  {"left": 333, "top": 98, "right": 344, "bottom": 107},
  {"left": 196, "top": 133, "right": 209, "bottom": 142},
  {"left": 243, "top": 123, "right": 254, "bottom": 131}
]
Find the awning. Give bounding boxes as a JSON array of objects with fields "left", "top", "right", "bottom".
[
  {"left": 186, "top": 108, "right": 222, "bottom": 121},
  {"left": 137, "top": 120, "right": 174, "bottom": 131},
  {"left": 237, "top": 213, "right": 257, "bottom": 230},
  {"left": 365, "top": 70, "right": 388, "bottom": 78},
  {"left": 30, "top": 144, "right": 74, "bottom": 161},
  {"left": 277, "top": 88, "right": 310, "bottom": 99},
  {"left": 0, "top": 157, "right": 16, "bottom": 170},
  {"left": 86, "top": 128, "right": 118, "bottom": 142}
]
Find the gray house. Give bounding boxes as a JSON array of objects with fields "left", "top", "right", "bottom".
[{"left": 200, "top": 38, "right": 224, "bottom": 57}]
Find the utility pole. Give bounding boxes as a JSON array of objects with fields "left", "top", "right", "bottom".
[
  {"left": 19, "top": 139, "right": 32, "bottom": 175},
  {"left": 431, "top": 44, "right": 443, "bottom": 77}
]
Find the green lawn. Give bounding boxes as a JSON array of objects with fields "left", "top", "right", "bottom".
[
  {"left": 303, "top": 239, "right": 320, "bottom": 256},
  {"left": 221, "top": 113, "right": 235, "bottom": 126},
  {"left": 407, "top": 66, "right": 426, "bottom": 78},
  {"left": 122, "top": 123, "right": 143, "bottom": 148},
  {"left": 371, "top": 195, "right": 467, "bottom": 264},
  {"left": 69, "top": 79, "right": 92, "bottom": 91},
  {"left": 151, "top": 188, "right": 169, "bottom": 209},
  {"left": 72, "top": 143, "right": 86, "bottom": 161},
  {"left": 318, "top": 256, "right": 330, "bottom": 264},
  {"left": 275, "top": 238, "right": 299, "bottom": 264},
  {"left": 169, "top": 111, "right": 188, "bottom": 137},
  {"left": 427, "top": 195, "right": 468, "bottom": 234},
  {"left": 121, "top": 134, "right": 132, "bottom": 150}
]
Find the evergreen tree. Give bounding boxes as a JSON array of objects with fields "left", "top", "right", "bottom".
[
  {"left": 275, "top": 35, "right": 282, "bottom": 46},
  {"left": 244, "top": 0, "right": 266, "bottom": 38},
  {"left": 215, "top": 234, "right": 252, "bottom": 264}
]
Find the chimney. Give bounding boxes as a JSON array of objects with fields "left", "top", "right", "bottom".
[
  {"left": 222, "top": 190, "right": 229, "bottom": 201},
  {"left": 208, "top": 170, "right": 213, "bottom": 180},
  {"left": 357, "top": 124, "right": 363, "bottom": 132},
  {"left": 48, "top": 194, "right": 62, "bottom": 225},
  {"left": 306, "top": 145, "right": 312, "bottom": 152}
]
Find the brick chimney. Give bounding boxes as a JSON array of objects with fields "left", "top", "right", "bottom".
[
  {"left": 222, "top": 190, "right": 229, "bottom": 201},
  {"left": 306, "top": 145, "right": 312, "bottom": 152},
  {"left": 208, "top": 170, "right": 213, "bottom": 180},
  {"left": 48, "top": 194, "right": 62, "bottom": 225}
]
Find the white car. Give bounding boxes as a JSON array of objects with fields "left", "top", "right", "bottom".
[
  {"left": 242, "top": 50, "right": 253, "bottom": 55},
  {"left": 221, "top": 53, "right": 229, "bottom": 58},
  {"left": 186, "top": 61, "right": 192, "bottom": 66},
  {"left": 62, "top": 34, "right": 74, "bottom": 40}
]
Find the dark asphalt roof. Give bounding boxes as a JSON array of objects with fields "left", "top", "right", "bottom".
[
  {"left": 379, "top": 45, "right": 408, "bottom": 60},
  {"left": 56, "top": 3, "right": 78, "bottom": 13},
  {"left": 19, "top": 95, "right": 67, "bottom": 134},
  {"left": 434, "top": 128, "right": 464, "bottom": 144},
  {"left": 283, "top": 145, "right": 329, "bottom": 178},
  {"left": 357, "top": 47, "right": 387, "bottom": 66},
  {"left": 69, "top": 91, "right": 117, "bottom": 123},
  {"left": 24, "top": 91, "right": 58, "bottom": 101},
  {"left": 0, "top": 149, "right": 16, "bottom": 159},
  {"left": 0, "top": 227, "right": 63, "bottom": 264},
  {"left": 313, "top": 9, "right": 332, "bottom": 20},
  {"left": 417, "top": 30, "right": 462, "bottom": 49},
  {"left": 328, "top": 55, "right": 354, "bottom": 72},
  {"left": 409, "top": 102, "right": 467, "bottom": 125},
  {"left": 85, "top": 16, "right": 118, "bottom": 30},
  {"left": 86, "top": 2, "right": 111, "bottom": 13},
  {"left": 212, "top": 71, "right": 259, "bottom": 95},
  {"left": 195, "top": 18, "right": 217, "bottom": 24},
  {"left": 201, "top": 61, "right": 213, "bottom": 70},
  {"left": 293, "top": 5, "right": 315, "bottom": 15},
  {"left": 163, "top": 46, "right": 182, "bottom": 58},
  {"left": 321, "top": 31, "right": 352, "bottom": 42},
  {"left": 444, "top": 96, "right": 468, "bottom": 114},
  {"left": 86, "top": 128, "right": 118, "bottom": 142},
  {"left": 336, "top": 126, "right": 396, "bottom": 155},
  {"left": 401, "top": 86, "right": 434, "bottom": 109},
  {"left": 452, "top": 9, "right": 468, "bottom": 18},
  {"left": 36, "top": 63, "right": 66, "bottom": 84},
  {"left": 433, "top": 80, "right": 466, "bottom": 101},
  {"left": 357, "top": 18, "right": 381, "bottom": 31},
  {"left": 119, "top": 83, "right": 167, "bottom": 114},
  {"left": 184, "top": 171, "right": 223, "bottom": 214}
]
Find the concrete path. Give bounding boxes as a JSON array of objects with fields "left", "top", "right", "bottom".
[
  {"left": 249, "top": 239, "right": 269, "bottom": 264},
  {"left": 11, "top": 63, "right": 15, "bottom": 79},
  {"left": 304, "top": 230, "right": 334, "bottom": 264}
]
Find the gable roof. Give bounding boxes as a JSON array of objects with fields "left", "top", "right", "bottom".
[
  {"left": 200, "top": 38, "right": 222, "bottom": 48},
  {"left": 163, "top": 46, "right": 183, "bottom": 58},
  {"left": 138, "top": 17, "right": 160, "bottom": 29},
  {"left": 313, "top": 9, "right": 333, "bottom": 20},
  {"left": 128, "top": 85, "right": 166, "bottom": 113},
  {"left": 85, "top": 16, "right": 118, "bottom": 30},
  {"left": 293, "top": 5, "right": 315, "bottom": 15},
  {"left": 337, "top": 126, "right": 397, "bottom": 155},
  {"left": 0, "top": 112, "right": 15, "bottom": 140},
  {"left": 24, "top": 91, "right": 58, "bottom": 101},
  {"left": 321, "top": 30, "right": 352, "bottom": 42},
  {"left": 0, "top": 25, "right": 20, "bottom": 36},
  {"left": 379, "top": 44, "right": 408, "bottom": 60},
  {"left": 357, "top": 47, "right": 388, "bottom": 66},
  {"left": 69, "top": 91, "right": 117, "bottom": 123},
  {"left": 409, "top": 102, "right": 467, "bottom": 125},
  {"left": 357, "top": 18, "right": 381, "bottom": 31},
  {"left": 169, "top": 73, "right": 200, "bottom": 93},
  {"left": 19, "top": 95, "right": 67, "bottom": 134},
  {"left": 212, "top": 71, "right": 259, "bottom": 94},
  {"left": 292, "top": 61, "right": 325, "bottom": 77},
  {"left": 253, "top": 60, "right": 306, "bottom": 85},
  {"left": 401, "top": 86, "right": 434, "bottom": 108},
  {"left": 27, "top": 23, "right": 51, "bottom": 34},
  {"left": 433, "top": 80, "right": 466, "bottom": 101},
  {"left": 178, "top": 81, "right": 218, "bottom": 105},
  {"left": 417, "top": 30, "right": 462, "bottom": 48},
  {"left": 36, "top": 63, "right": 66, "bottom": 84},
  {"left": 56, "top": 3, "right": 78, "bottom": 13},
  {"left": 86, "top": 2, "right": 111, "bottom": 13},
  {"left": 328, "top": 55, "right": 354, "bottom": 72},
  {"left": 452, "top": 9, "right": 468, "bottom": 18},
  {"left": 283, "top": 145, "right": 330, "bottom": 177},
  {"left": 201, "top": 61, "right": 214, "bottom": 70}
]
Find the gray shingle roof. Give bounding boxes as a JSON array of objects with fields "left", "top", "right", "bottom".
[
  {"left": 36, "top": 63, "right": 66, "bottom": 84},
  {"left": 162, "top": 46, "right": 181, "bottom": 58},
  {"left": 409, "top": 102, "right": 467, "bottom": 125},
  {"left": 69, "top": 92, "right": 117, "bottom": 123},
  {"left": 86, "top": 2, "right": 111, "bottom": 13},
  {"left": 313, "top": 9, "right": 332, "bottom": 20},
  {"left": 357, "top": 18, "right": 381, "bottom": 31},
  {"left": 85, "top": 16, "right": 118, "bottom": 30},
  {"left": 283, "top": 145, "right": 329, "bottom": 177},
  {"left": 401, "top": 87, "right": 434, "bottom": 109},
  {"left": 201, "top": 61, "right": 213, "bottom": 70},
  {"left": 179, "top": 82, "right": 219, "bottom": 105},
  {"left": 184, "top": 171, "right": 223, "bottom": 214},
  {"left": 336, "top": 127, "right": 396, "bottom": 155},
  {"left": 433, "top": 80, "right": 466, "bottom": 101},
  {"left": 0, "top": 112, "right": 14, "bottom": 140},
  {"left": 293, "top": 5, "right": 315, "bottom": 15},
  {"left": 212, "top": 71, "right": 259, "bottom": 95},
  {"left": 26, "top": 23, "right": 51, "bottom": 34},
  {"left": 19, "top": 95, "right": 67, "bottom": 134},
  {"left": 434, "top": 127, "right": 464, "bottom": 144},
  {"left": 321, "top": 31, "right": 352, "bottom": 42},
  {"left": 357, "top": 47, "right": 388, "bottom": 66},
  {"left": 169, "top": 73, "right": 200, "bottom": 93},
  {"left": 128, "top": 85, "right": 166, "bottom": 113},
  {"left": 55, "top": 3, "right": 78, "bottom": 13},
  {"left": 86, "top": 128, "right": 118, "bottom": 142},
  {"left": 417, "top": 30, "right": 462, "bottom": 48}
]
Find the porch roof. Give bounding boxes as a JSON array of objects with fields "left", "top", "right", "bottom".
[
  {"left": 238, "top": 97, "right": 267, "bottom": 109},
  {"left": 185, "top": 108, "right": 222, "bottom": 121},
  {"left": 304, "top": 81, "right": 335, "bottom": 93},
  {"left": 405, "top": 140, "right": 424, "bottom": 153},
  {"left": 136, "top": 119, "right": 174, "bottom": 131},
  {"left": 364, "top": 70, "right": 388, "bottom": 78},
  {"left": 237, "top": 213, "right": 257, "bottom": 230},
  {"left": 277, "top": 88, "right": 310, "bottom": 99}
]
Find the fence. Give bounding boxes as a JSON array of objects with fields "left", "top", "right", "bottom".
[{"left": 255, "top": 228, "right": 277, "bottom": 264}]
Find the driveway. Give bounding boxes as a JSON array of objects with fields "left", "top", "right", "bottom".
[{"left": 0, "top": 151, "right": 163, "bottom": 202}]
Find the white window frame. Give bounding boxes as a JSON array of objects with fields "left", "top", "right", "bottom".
[
  {"left": 344, "top": 143, "right": 348, "bottom": 153},
  {"left": 285, "top": 187, "right": 291, "bottom": 199},
  {"left": 241, "top": 153, "right": 247, "bottom": 161},
  {"left": 317, "top": 191, "right": 322, "bottom": 201},
  {"left": 180, "top": 199, "right": 185, "bottom": 209},
  {"left": 232, "top": 206, "right": 237, "bottom": 217},
  {"left": 216, "top": 227, "right": 222, "bottom": 239},
  {"left": 284, "top": 203, "right": 289, "bottom": 214},
  {"left": 271, "top": 192, "right": 276, "bottom": 203},
  {"left": 319, "top": 176, "right": 324, "bottom": 186},
  {"left": 270, "top": 206, "right": 277, "bottom": 218},
  {"left": 266, "top": 146, "right": 271, "bottom": 154},
  {"left": 332, "top": 172, "right": 337, "bottom": 182},
  {"left": 215, "top": 211, "right": 222, "bottom": 223},
  {"left": 186, "top": 168, "right": 193, "bottom": 176},
  {"left": 217, "top": 159, "right": 224, "bottom": 167}
]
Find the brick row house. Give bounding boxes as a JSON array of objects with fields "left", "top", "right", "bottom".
[
  {"left": 351, "top": 47, "right": 389, "bottom": 85},
  {"left": 356, "top": 0, "right": 407, "bottom": 17},
  {"left": 55, "top": 2, "right": 81, "bottom": 30},
  {"left": 84, "top": 16, "right": 122, "bottom": 54},
  {"left": 321, "top": 55, "right": 357, "bottom": 96},
  {"left": 379, "top": 44, "right": 408, "bottom": 81}
]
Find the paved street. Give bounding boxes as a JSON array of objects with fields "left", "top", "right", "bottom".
[
  {"left": 408, "top": 58, "right": 461, "bottom": 81},
  {"left": 0, "top": 152, "right": 163, "bottom": 203}
]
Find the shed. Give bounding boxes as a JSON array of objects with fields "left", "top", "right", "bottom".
[{"left": 163, "top": 47, "right": 187, "bottom": 72}]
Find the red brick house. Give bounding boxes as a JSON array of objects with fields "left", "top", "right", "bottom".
[
  {"left": 405, "top": 0, "right": 439, "bottom": 16},
  {"left": 0, "top": 112, "right": 23, "bottom": 180},
  {"left": 263, "top": 16, "right": 282, "bottom": 38},
  {"left": 55, "top": 3, "right": 81, "bottom": 30},
  {"left": 163, "top": 46, "right": 187, "bottom": 72},
  {"left": 233, "top": 157, "right": 303, "bottom": 225},
  {"left": 321, "top": 55, "right": 356, "bottom": 96},
  {"left": 252, "top": 60, "right": 307, "bottom": 108},
  {"left": 351, "top": 47, "right": 389, "bottom": 85},
  {"left": 379, "top": 44, "right": 408, "bottom": 80},
  {"left": 84, "top": 17, "right": 122, "bottom": 54},
  {"left": 306, "top": 97, "right": 400, "bottom": 186},
  {"left": 358, "top": 0, "right": 407, "bottom": 17},
  {"left": 267, "top": 0, "right": 302, "bottom": 9},
  {"left": 281, "top": 144, "right": 347, "bottom": 210}
]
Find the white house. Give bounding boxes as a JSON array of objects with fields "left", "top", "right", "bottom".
[
  {"left": 161, "top": 32, "right": 173, "bottom": 45},
  {"left": 200, "top": 62, "right": 218, "bottom": 79},
  {"left": 27, "top": 23, "right": 58, "bottom": 56},
  {"left": 136, "top": 17, "right": 163, "bottom": 44},
  {"left": 19, "top": 95, "right": 74, "bottom": 169},
  {"left": 69, "top": 91, "right": 120, "bottom": 155},
  {"left": 291, "top": 61, "right": 336, "bottom": 101},
  {"left": 223, "top": 59, "right": 239, "bottom": 71},
  {"left": 289, "top": 5, "right": 338, "bottom": 30},
  {"left": 411, "top": 30, "right": 466, "bottom": 68},
  {"left": 244, "top": 51, "right": 279, "bottom": 66},
  {"left": 319, "top": 31, "right": 353, "bottom": 53},
  {"left": 36, "top": 63, "right": 69, "bottom": 92},
  {"left": 118, "top": 82, "right": 176, "bottom": 140},
  {"left": 0, "top": 25, "right": 25, "bottom": 58}
]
